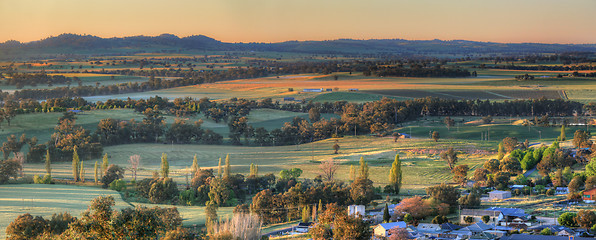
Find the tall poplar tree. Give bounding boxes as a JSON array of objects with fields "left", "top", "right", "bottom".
[
  {"left": 224, "top": 154, "right": 231, "bottom": 179},
  {"left": 497, "top": 142, "right": 505, "bottom": 160},
  {"left": 161, "top": 153, "right": 169, "bottom": 178},
  {"left": 72, "top": 146, "right": 80, "bottom": 182},
  {"left": 559, "top": 125, "right": 566, "bottom": 141},
  {"left": 191, "top": 154, "right": 200, "bottom": 178},
  {"left": 79, "top": 161, "right": 85, "bottom": 182},
  {"left": 101, "top": 153, "right": 109, "bottom": 177},
  {"left": 45, "top": 150, "right": 51, "bottom": 177},
  {"left": 94, "top": 161, "right": 99, "bottom": 184},
  {"left": 349, "top": 165, "right": 356, "bottom": 182},
  {"left": 389, "top": 154, "right": 402, "bottom": 194},
  {"left": 217, "top": 157, "right": 222, "bottom": 178},
  {"left": 359, "top": 157, "right": 369, "bottom": 180}
]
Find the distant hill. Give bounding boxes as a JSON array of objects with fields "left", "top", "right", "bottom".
[{"left": 1, "top": 33, "right": 596, "bottom": 59}]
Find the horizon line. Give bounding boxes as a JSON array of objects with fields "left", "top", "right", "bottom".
[{"left": 3, "top": 33, "right": 596, "bottom": 46}]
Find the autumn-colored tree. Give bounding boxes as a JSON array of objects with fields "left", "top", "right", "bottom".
[
  {"left": 484, "top": 158, "right": 500, "bottom": 174},
  {"left": 333, "top": 140, "right": 340, "bottom": 154},
  {"left": 440, "top": 147, "right": 458, "bottom": 170},
  {"left": 452, "top": 165, "right": 469, "bottom": 186},
  {"left": 426, "top": 183, "right": 460, "bottom": 208},
  {"left": 473, "top": 168, "right": 489, "bottom": 184},
  {"left": 573, "top": 130, "right": 592, "bottom": 148},
  {"left": 585, "top": 176, "right": 596, "bottom": 190},
  {"left": 394, "top": 196, "right": 431, "bottom": 219},
  {"left": 574, "top": 210, "right": 596, "bottom": 229},
  {"left": 502, "top": 137, "right": 518, "bottom": 152},
  {"left": 568, "top": 176, "right": 583, "bottom": 193},
  {"left": 5, "top": 213, "right": 47, "bottom": 240},
  {"left": 432, "top": 131, "right": 440, "bottom": 142},
  {"left": 499, "top": 157, "right": 522, "bottom": 175}
]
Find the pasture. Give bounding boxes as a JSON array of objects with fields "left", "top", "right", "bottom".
[
  {"left": 0, "top": 184, "right": 130, "bottom": 239},
  {"left": 0, "top": 184, "right": 235, "bottom": 239}
]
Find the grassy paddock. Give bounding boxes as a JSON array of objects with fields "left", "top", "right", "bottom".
[{"left": 0, "top": 184, "right": 129, "bottom": 239}]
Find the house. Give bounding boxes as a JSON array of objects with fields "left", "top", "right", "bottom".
[
  {"left": 440, "top": 222, "right": 463, "bottom": 231},
  {"left": 373, "top": 221, "right": 407, "bottom": 237},
  {"left": 502, "top": 234, "right": 594, "bottom": 240},
  {"left": 510, "top": 185, "right": 527, "bottom": 191},
  {"left": 283, "top": 97, "right": 295, "bottom": 101},
  {"left": 461, "top": 222, "right": 493, "bottom": 233},
  {"left": 527, "top": 225, "right": 574, "bottom": 235},
  {"left": 348, "top": 88, "right": 359, "bottom": 91},
  {"left": 416, "top": 223, "right": 443, "bottom": 238},
  {"left": 555, "top": 187, "right": 569, "bottom": 195},
  {"left": 485, "top": 207, "right": 532, "bottom": 226},
  {"left": 303, "top": 88, "right": 323, "bottom": 92},
  {"left": 582, "top": 188, "right": 596, "bottom": 203},
  {"left": 348, "top": 205, "right": 365, "bottom": 217},
  {"left": 461, "top": 209, "right": 503, "bottom": 224},
  {"left": 325, "top": 88, "right": 333, "bottom": 92},
  {"left": 294, "top": 222, "right": 313, "bottom": 233},
  {"left": 488, "top": 190, "right": 511, "bottom": 200}
]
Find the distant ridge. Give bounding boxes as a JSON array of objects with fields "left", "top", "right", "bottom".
[{"left": 1, "top": 33, "right": 596, "bottom": 59}]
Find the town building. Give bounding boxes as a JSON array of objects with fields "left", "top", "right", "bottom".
[{"left": 488, "top": 190, "right": 512, "bottom": 200}]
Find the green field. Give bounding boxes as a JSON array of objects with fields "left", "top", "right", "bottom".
[
  {"left": 0, "top": 184, "right": 129, "bottom": 239},
  {"left": 0, "top": 184, "right": 234, "bottom": 239}
]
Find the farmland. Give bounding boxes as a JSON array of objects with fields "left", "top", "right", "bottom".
[
  {"left": 1, "top": 49, "right": 596, "bottom": 238},
  {"left": 0, "top": 184, "right": 235, "bottom": 239}
]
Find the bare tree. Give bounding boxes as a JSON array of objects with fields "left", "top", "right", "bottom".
[
  {"left": 128, "top": 155, "right": 141, "bottom": 181},
  {"left": 319, "top": 159, "right": 339, "bottom": 182},
  {"left": 14, "top": 152, "right": 25, "bottom": 177},
  {"left": 210, "top": 213, "right": 262, "bottom": 239}
]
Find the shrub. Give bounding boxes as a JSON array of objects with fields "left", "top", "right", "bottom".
[
  {"left": 101, "top": 164, "right": 124, "bottom": 188},
  {"left": 33, "top": 174, "right": 52, "bottom": 184},
  {"left": 546, "top": 189, "right": 554, "bottom": 196},
  {"left": 109, "top": 179, "right": 127, "bottom": 192},
  {"left": 540, "top": 228, "right": 553, "bottom": 235}
]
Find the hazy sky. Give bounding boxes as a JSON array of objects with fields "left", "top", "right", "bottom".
[{"left": 1, "top": 0, "right": 595, "bottom": 44}]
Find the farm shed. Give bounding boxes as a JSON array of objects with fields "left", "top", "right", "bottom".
[
  {"left": 488, "top": 190, "right": 511, "bottom": 200},
  {"left": 348, "top": 88, "right": 359, "bottom": 91},
  {"left": 348, "top": 205, "right": 365, "bottom": 217},
  {"left": 583, "top": 188, "right": 596, "bottom": 203},
  {"left": 283, "top": 97, "right": 295, "bottom": 101},
  {"left": 303, "top": 88, "right": 323, "bottom": 92}
]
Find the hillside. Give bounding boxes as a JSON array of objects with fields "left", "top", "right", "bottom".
[{"left": 2, "top": 33, "right": 596, "bottom": 60}]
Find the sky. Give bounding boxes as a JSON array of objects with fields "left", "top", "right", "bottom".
[{"left": 1, "top": 0, "right": 595, "bottom": 44}]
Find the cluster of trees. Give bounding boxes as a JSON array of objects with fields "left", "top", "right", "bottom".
[
  {"left": 5, "top": 196, "right": 192, "bottom": 240},
  {"left": 1, "top": 72, "right": 80, "bottom": 88},
  {"left": 366, "top": 64, "right": 471, "bottom": 78},
  {"left": 393, "top": 184, "right": 465, "bottom": 226},
  {"left": 250, "top": 157, "right": 377, "bottom": 224},
  {"left": 557, "top": 210, "right": 596, "bottom": 230}
]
